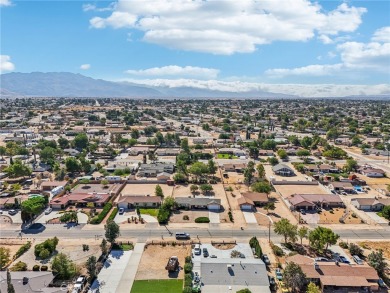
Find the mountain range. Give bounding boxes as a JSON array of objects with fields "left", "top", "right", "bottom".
[{"left": 0, "top": 72, "right": 293, "bottom": 98}]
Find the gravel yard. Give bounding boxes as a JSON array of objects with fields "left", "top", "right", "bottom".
[
  {"left": 170, "top": 210, "right": 209, "bottom": 223},
  {"left": 120, "top": 183, "right": 174, "bottom": 198},
  {"left": 135, "top": 244, "right": 191, "bottom": 280}
]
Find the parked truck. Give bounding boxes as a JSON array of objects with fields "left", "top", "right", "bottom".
[{"left": 165, "top": 256, "right": 179, "bottom": 272}]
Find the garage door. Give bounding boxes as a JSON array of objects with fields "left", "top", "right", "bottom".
[
  {"left": 208, "top": 204, "right": 220, "bottom": 210},
  {"left": 241, "top": 204, "right": 253, "bottom": 210}
]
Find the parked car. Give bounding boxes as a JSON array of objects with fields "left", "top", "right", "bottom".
[
  {"left": 352, "top": 255, "right": 363, "bottom": 265},
  {"left": 44, "top": 208, "right": 52, "bottom": 215},
  {"left": 338, "top": 256, "right": 350, "bottom": 264},
  {"left": 175, "top": 232, "right": 190, "bottom": 240},
  {"left": 263, "top": 254, "right": 271, "bottom": 265},
  {"left": 210, "top": 255, "right": 217, "bottom": 258},
  {"left": 314, "top": 257, "right": 329, "bottom": 262},
  {"left": 203, "top": 248, "right": 209, "bottom": 257},
  {"left": 269, "top": 276, "right": 276, "bottom": 290},
  {"left": 8, "top": 209, "right": 17, "bottom": 216},
  {"left": 118, "top": 208, "right": 125, "bottom": 215},
  {"left": 378, "top": 278, "right": 386, "bottom": 288},
  {"left": 194, "top": 244, "right": 201, "bottom": 255},
  {"left": 275, "top": 268, "right": 283, "bottom": 280}
]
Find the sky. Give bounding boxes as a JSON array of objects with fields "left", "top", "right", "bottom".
[{"left": 1, "top": 0, "right": 390, "bottom": 96}]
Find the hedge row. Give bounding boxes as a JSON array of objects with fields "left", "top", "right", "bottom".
[
  {"left": 108, "top": 208, "right": 118, "bottom": 222},
  {"left": 249, "top": 237, "right": 263, "bottom": 258},
  {"left": 195, "top": 217, "right": 210, "bottom": 223},
  {"left": 90, "top": 202, "right": 113, "bottom": 224},
  {"left": 14, "top": 241, "right": 31, "bottom": 260}
]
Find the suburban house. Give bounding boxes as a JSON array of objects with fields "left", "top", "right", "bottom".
[
  {"left": 272, "top": 164, "right": 295, "bottom": 176},
  {"left": 285, "top": 255, "right": 380, "bottom": 292},
  {"left": 193, "top": 138, "right": 207, "bottom": 145},
  {"left": 175, "top": 197, "right": 221, "bottom": 210},
  {"left": 258, "top": 149, "right": 274, "bottom": 156},
  {"left": 155, "top": 148, "right": 180, "bottom": 156},
  {"left": 318, "top": 164, "right": 339, "bottom": 173},
  {"left": 329, "top": 181, "right": 354, "bottom": 193},
  {"left": 351, "top": 198, "right": 390, "bottom": 211},
  {"left": 288, "top": 194, "right": 344, "bottom": 210},
  {"left": 0, "top": 271, "right": 61, "bottom": 293},
  {"left": 357, "top": 166, "right": 386, "bottom": 177},
  {"left": 40, "top": 181, "right": 68, "bottom": 191},
  {"left": 222, "top": 163, "right": 246, "bottom": 173},
  {"left": 117, "top": 194, "right": 162, "bottom": 209},
  {"left": 128, "top": 146, "right": 150, "bottom": 155},
  {"left": 238, "top": 192, "right": 269, "bottom": 210},
  {"left": 218, "top": 148, "right": 246, "bottom": 157},
  {"left": 200, "top": 258, "right": 270, "bottom": 293},
  {"left": 50, "top": 192, "right": 111, "bottom": 209},
  {"left": 137, "top": 163, "right": 175, "bottom": 177}
]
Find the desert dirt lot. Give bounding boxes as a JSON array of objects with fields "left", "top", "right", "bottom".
[
  {"left": 274, "top": 184, "right": 328, "bottom": 197},
  {"left": 135, "top": 244, "right": 191, "bottom": 280},
  {"left": 15, "top": 238, "right": 101, "bottom": 273},
  {"left": 318, "top": 208, "right": 362, "bottom": 224},
  {"left": 0, "top": 239, "right": 26, "bottom": 260},
  {"left": 170, "top": 210, "right": 209, "bottom": 223},
  {"left": 358, "top": 241, "right": 390, "bottom": 260},
  {"left": 120, "top": 183, "right": 174, "bottom": 198},
  {"left": 256, "top": 192, "right": 297, "bottom": 225}
]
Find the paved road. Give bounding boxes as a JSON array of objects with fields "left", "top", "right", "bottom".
[{"left": 2, "top": 224, "right": 389, "bottom": 242}]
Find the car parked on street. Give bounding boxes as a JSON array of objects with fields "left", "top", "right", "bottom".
[
  {"left": 263, "top": 254, "right": 271, "bottom": 265},
  {"left": 275, "top": 268, "right": 283, "bottom": 280}
]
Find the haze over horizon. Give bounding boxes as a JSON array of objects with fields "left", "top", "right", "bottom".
[{"left": 1, "top": 0, "right": 389, "bottom": 97}]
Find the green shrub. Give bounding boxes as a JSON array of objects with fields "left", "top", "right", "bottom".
[
  {"left": 271, "top": 243, "right": 284, "bottom": 257},
  {"left": 32, "top": 265, "right": 40, "bottom": 271},
  {"left": 90, "top": 202, "right": 112, "bottom": 224},
  {"left": 195, "top": 217, "right": 210, "bottom": 223},
  {"left": 184, "top": 263, "right": 193, "bottom": 273},
  {"left": 183, "top": 215, "right": 189, "bottom": 220},
  {"left": 41, "top": 265, "right": 48, "bottom": 271},
  {"left": 185, "top": 256, "right": 192, "bottom": 264},
  {"left": 108, "top": 207, "right": 118, "bottom": 221},
  {"left": 184, "top": 273, "right": 192, "bottom": 287},
  {"left": 339, "top": 241, "right": 348, "bottom": 249},
  {"left": 183, "top": 287, "right": 192, "bottom": 293},
  {"left": 249, "top": 237, "right": 263, "bottom": 258},
  {"left": 349, "top": 243, "right": 363, "bottom": 256},
  {"left": 14, "top": 241, "right": 31, "bottom": 259},
  {"left": 34, "top": 237, "right": 59, "bottom": 258},
  {"left": 157, "top": 207, "right": 170, "bottom": 224},
  {"left": 228, "top": 211, "right": 234, "bottom": 223},
  {"left": 10, "top": 261, "right": 27, "bottom": 271}
]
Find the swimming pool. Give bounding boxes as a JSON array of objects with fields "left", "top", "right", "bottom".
[{"left": 354, "top": 186, "right": 362, "bottom": 192}]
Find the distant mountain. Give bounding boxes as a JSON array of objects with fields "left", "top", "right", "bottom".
[{"left": 0, "top": 72, "right": 294, "bottom": 98}]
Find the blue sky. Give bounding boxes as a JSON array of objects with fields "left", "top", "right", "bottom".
[{"left": 1, "top": 0, "right": 389, "bottom": 96}]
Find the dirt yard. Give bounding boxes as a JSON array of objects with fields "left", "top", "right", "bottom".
[
  {"left": 319, "top": 208, "right": 362, "bottom": 224},
  {"left": 170, "top": 210, "right": 209, "bottom": 223},
  {"left": 120, "top": 183, "right": 174, "bottom": 198},
  {"left": 135, "top": 244, "right": 191, "bottom": 280},
  {"left": 0, "top": 239, "right": 27, "bottom": 260},
  {"left": 274, "top": 184, "right": 328, "bottom": 198},
  {"left": 212, "top": 243, "right": 236, "bottom": 250},
  {"left": 358, "top": 241, "right": 390, "bottom": 260}
]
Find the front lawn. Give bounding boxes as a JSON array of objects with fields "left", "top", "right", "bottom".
[
  {"left": 217, "top": 154, "right": 238, "bottom": 159},
  {"left": 112, "top": 243, "right": 134, "bottom": 251},
  {"left": 131, "top": 280, "right": 183, "bottom": 293},
  {"left": 140, "top": 208, "right": 159, "bottom": 217}
]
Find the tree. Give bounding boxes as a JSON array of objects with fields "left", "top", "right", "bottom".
[
  {"left": 39, "top": 146, "right": 56, "bottom": 165},
  {"left": 283, "top": 262, "right": 306, "bottom": 292},
  {"left": 10, "top": 261, "right": 27, "bottom": 271},
  {"left": 244, "top": 161, "right": 255, "bottom": 185},
  {"left": 0, "top": 247, "right": 10, "bottom": 269},
  {"left": 298, "top": 226, "right": 309, "bottom": 245},
  {"left": 21, "top": 196, "right": 46, "bottom": 222},
  {"left": 274, "top": 218, "right": 298, "bottom": 243},
  {"left": 267, "top": 157, "right": 279, "bottom": 166},
  {"left": 5, "top": 160, "right": 32, "bottom": 178},
  {"left": 345, "top": 158, "right": 358, "bottom": 172},
  {"left": 251, "top": 182, "right": 272, "bottom": 194},
  {"left": 65, "top": 157, "right": 81, "bottom": 173},
  {"left": 277, "top": 149, "right": 288, "bottom": 160},
  {"left": 306, "top": 282, "right": 321, "bottom": 293},
  {"left": 309, "top": 226, "right": 339, "bottom": 252},
  {"left": 73, "top": 133, "right": 89, "bottom": 150},
  {"left": 207, "top": 159, "right": 217, "bottom": 175},
  {"left": 190, "top": 185, "right": 198, "bottom": 194},
  {"left": 367, "top": 250, "right": 387, "bottom": 276},
  {"left": 0, "top": 146, "right": 6, "bottom": 158},
  {"left": 7, "top": 269, "right": 15, "bottom": 293},
  {"left": 155, "top": 184, "right": 164, "bottom": 198},
  {"left": 51, "top": 253, "right": 76, "bottom": 280},
  {"left": 382, "top": 205, "right": 390, "bottom": 220},
  {"left": 263, "top": 202, "right": 275, "bottom": 214},
  {"left": 59, "top": 211, "right": 78, "bottom": 224},
  {"left": 326, "top": 128, "right": 339, "bottom": 141},
  {"left": 100, "top": 239, "right": 108, "bottom": 255},
  {"left": 104, "top": 221, "right": 120, "bottom": 244},
  {"left": 296, "top": 149, "right": 311, "bottom": 160},
  {"left": 58, "top": 137, "right": 70, "bottom": 149},
  {"left": 200, "top": 184, "right": 213, "bottom": 194},
  {"left": 349, "top": 243, "right": 363, "bottom": 256},
  {"left": 181, "top": 138, "right": 190, "bottom": 153},
  {"left": 86, "top": 256, "right": 97, "bottom": 281},
  {"left": 256, "top": 164, "right": 265, "bottom": 179},
  {"left": 188, "top": 162, "right": 208, "bottom": 181}
]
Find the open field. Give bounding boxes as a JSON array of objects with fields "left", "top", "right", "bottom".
[
  {"left": 319, "top": 208, "right": 362, "bottom": 224},
  {"left": 131, "top": 279, "right": 183, "bottom": 293},
  {"left": 358, "top": 241, "right": 390, "bottom": 260},
  {"left": 120, "top": 183, "right": 174, "bottom": 197},
  {"left": 0, "top": 239, "right": 27, "bottom": 261},
  {"left": 275, "top": 184, "right": 329, "bottom": 197},
  {"left": 135, "top": 244, "right": 191, "bottom": 280}
]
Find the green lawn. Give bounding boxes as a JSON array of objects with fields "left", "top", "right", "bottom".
[
  {"left": 140, "top": 208, "right": 159, "bottom": 217},
  {"left": 112, "top": 243, "right": 134, "bottom": 251},
  {"left": 217, "top": 153, "right": 238, "bottom": 159},
  {"left": 131, "top": 280, "right": 183, "bottom": 293}
]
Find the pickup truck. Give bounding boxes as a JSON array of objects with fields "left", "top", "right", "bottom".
[{"left": 165, "top": 256, "right": 179, "bottom": 272}]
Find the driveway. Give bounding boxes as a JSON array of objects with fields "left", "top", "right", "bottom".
[
  {"left": 365, "top": 212, "right": 388, "bottom": 225},
  {"left": 329, "top": 245, "right": 352, "bottom": 263},
  {"left": 37, "top": 211, "right": 89, "bottom": 224},
  {"left": 242, "top": 211, "right": 257, "bottom": 224},
  {"left": 300, "top": 212, "right": 319, "bottom": 224},
  {"left": 208, "top": 211, "right": 220, "bottom": 224},
  {"left": 88, "top": 250, "right": 133, "bottom": 293},
  {"left": 0, "top": 211, "right": 23, "bottom": 224}
]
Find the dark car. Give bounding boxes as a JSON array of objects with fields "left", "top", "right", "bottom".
[
  {"left": 262, "top": 254, "right": 271, "bottom": 265},
  {"left": 299, "top": 209, "right": 306, "bottom": 215},
  {"left": 338, "top": 256, "right": 350, "bottom": 264},
  {"left": 203, "top": 248, "right": 209, "bottom": 257}
]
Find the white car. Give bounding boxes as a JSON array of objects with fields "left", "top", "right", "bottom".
[
  {"left": 194, "top": 244, "right": 201, "bottom": 255},
  {"left": 44, "top": 208, "right": 52, "bottom": 215}
]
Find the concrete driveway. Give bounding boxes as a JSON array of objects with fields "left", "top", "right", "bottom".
[
  {"left": 300, "top": 212, "right": 319, "bottom": 224},
  {"left": 365, "top": 212, "right": 388, "bottom": 225},
  {"left": 89, "top": 250, "right": 133, "bottom": 293},
  {"left": 0, "top": 211, "right": 23, "bottom": 224},
  {"left": 37, "top": 211, "right": 89, "bottom": 224},
  {"left": 208, "top": 211, "right": 220, "bottom": 224},
  {"left": 242, "top": 211, "right": 257, "bottom": 224}
]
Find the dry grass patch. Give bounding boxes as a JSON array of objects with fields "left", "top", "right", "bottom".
[
  {"left": 358, "top": 241, "right": 390, "bottom": 259},
  {"left": 212, "top": 243, "right": 236, "bottom": 250},
  {"left": 319, "top": 208, "right": 361, "bottom": 224}
]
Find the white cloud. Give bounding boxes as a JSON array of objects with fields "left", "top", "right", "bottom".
[
  {"left": 265, "top": 64, "right": 343, "bottom": 77},
  {"left": 125, "top": 65, "right": 219, "bottom": 79},
  {"left": 80, "top": 64, "right": 91, "bottom": 70},
  {"left": 0, "top": 0, "right": 11, "bottom": 6},
  {"left": 318, "top": 35, "right": 334, "bottom": 44},
  {"left": 119, "top": 78, "right": 390, "bottom": 97},
  {"left": 371, "top": 26, "right": 390, "bottom": 43},
  {"left": 83, "top": 2, "right": 115, "bottom": 12},
  {"left": 88, "top": 0, "right": 366, "bottom": 54},
  {"left": 0, "top": 55, "right": 15, "bottom": 72}
]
